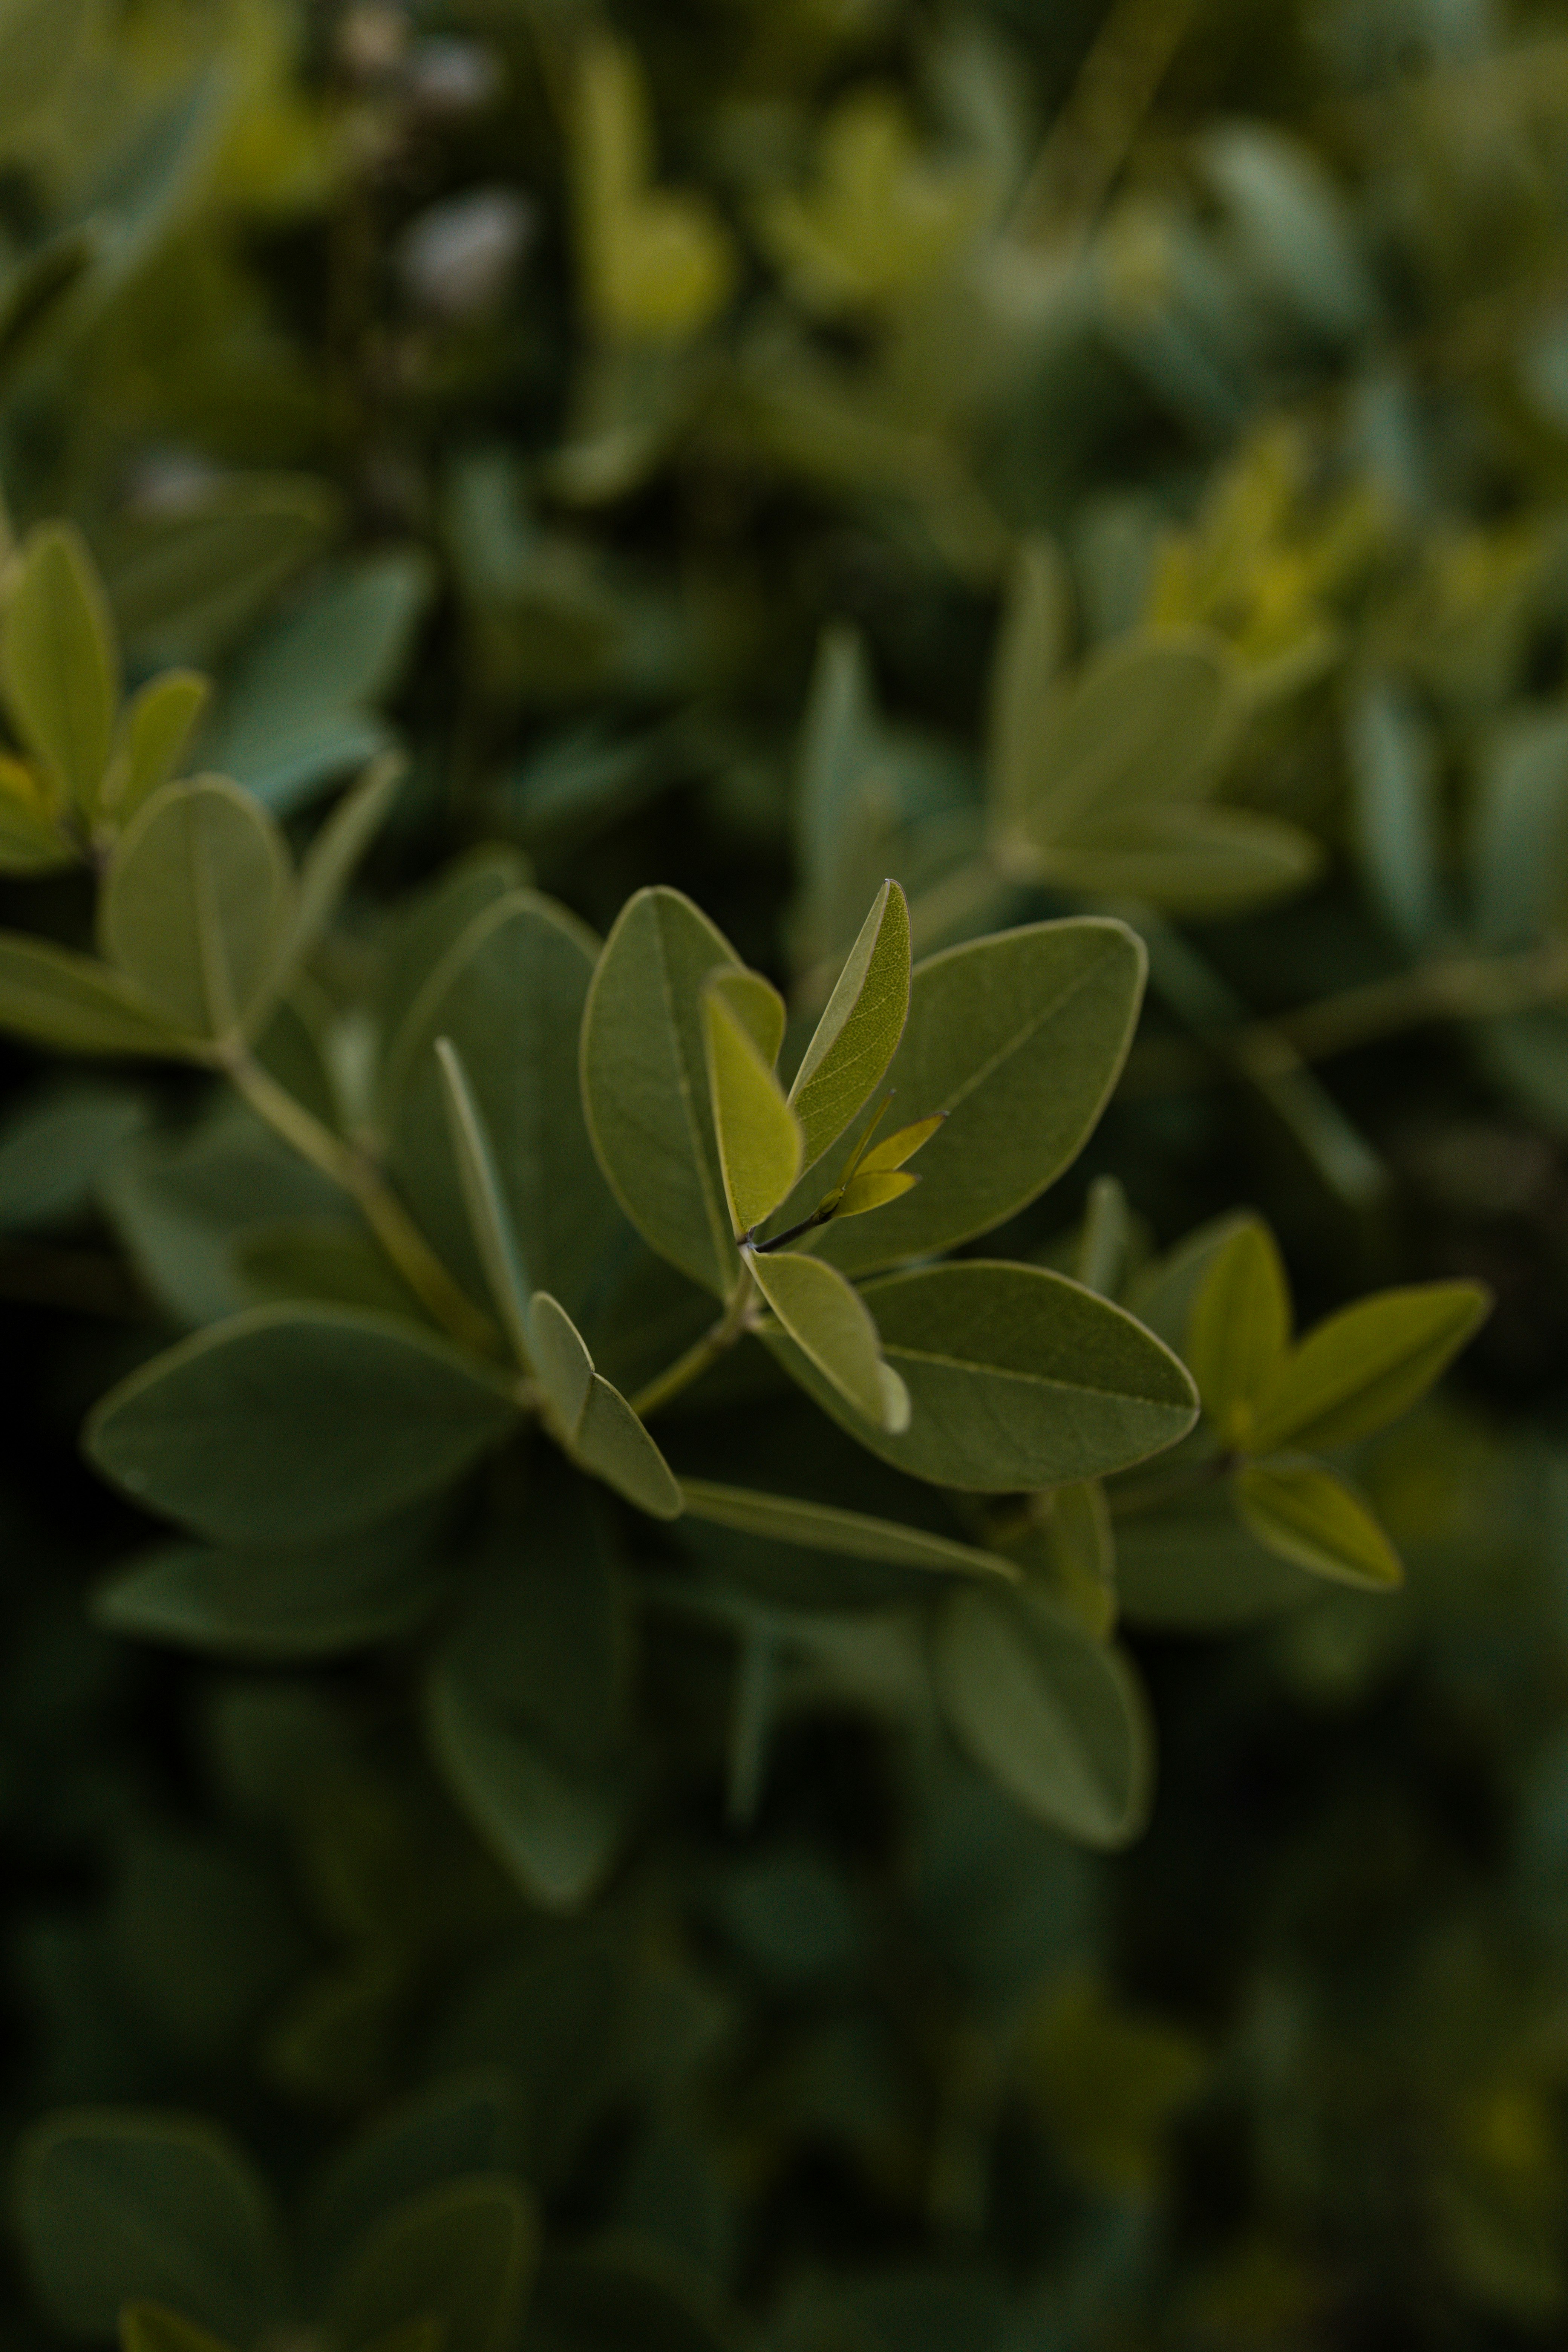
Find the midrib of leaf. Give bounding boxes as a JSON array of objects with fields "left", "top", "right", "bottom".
[
  {"left": 882, "top": 1338, "right": 1179, "bottom": 1409},
  {"left": 920, "top": 934, "right": 1122, "bottom": 1121}
]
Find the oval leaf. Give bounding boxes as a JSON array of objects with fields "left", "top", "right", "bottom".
[
  {"left": 0, "top": 933, "right": 177, "bottom": 1055},
  {"left": 100, "top": 777, "right": 295, "bottom": 1041},
  {"left": 92, "top": 1516, "right": 445, "bottom": 1660},
  {"left": 933, "top": 1588, "right": 1153, "bottom": 1847},
  {"left": 817, "top": 919, "right": 1146, "bottom": 1277},
  {"left": 1246, "top": 1280, "right": 1491, "bottom": 1456},
  {"left": 1234, "top": 1456, "right": 1404, "bottom": 1589},
  {"left": 1, "top": 521, "right": 119, "bottom": 815},
  {"left": 749, "top": 1246, "right": 905, "bottom": 1431},
  {"left": 580, "top": 886, "right": 741, "bottom": 1297},
  {"left": 84, "top": 1305, "right": 520, "bottom": 1544},
  {"left": 108, "top": 670, "right": 211, "bottom": 822},
  {"left": 14, "top": 2110, "right": 288, "bottom": 2343},
  {"left": 1185, "top": 1215, "right": 1291, "bottom": 1443},
  {"left": 436, "top": 1037, "right": 534, "bottom": 1368},
  {"left": 323, "top": 2177, "right": 537, "bottom": 2352},
  {"left": 766, "top": 1261, "right": 1197, "bottom": 1490}
]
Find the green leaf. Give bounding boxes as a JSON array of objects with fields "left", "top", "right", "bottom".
[
  {"left": 679, "top": 1479, "right": 1015, "bottom": 1580},
  {"left": 1011, "top": 632, "right": 1240, "bottom": 842},
  {"left": 766, "top": 1262, "right": 1198, "bottom": 1489},
  {"left": 1037, "top": 805, "right": 1323, "bottom": 915},
  {"left": 0, "top": 0, "right": 93, "bottom": 142},
  {"left": 100, "top": 778, "right": 295, "bottom": 1043},
  {"left": 288, "top": 755, "right": 404, "bottom": 973},
  {"left": 1246, "top": 1281, "right": 1491, "bottom": 1456},
  {"left": 834, "top": 1168, "right": 917, "bottom": 1219},
  {"left": 92, "top": 1515, "right": 445, "bottom": 1659},
  {"left": 1037, "top": 1481, "right": 1117, "bottom": 1640},
  {"left": 787, "top": 878, "right": 911, "bottom": 1166},
  {"left": 1185, "top": 1215, "right": 1291, "bottom": 1443},
  {"left": 703, "top": 972, "right": 801, "bottom": 1237},
  {"left": 303, "top": 2077, "right": 518, "bottom": 2282},
  {"left": 0, "top": 933, "right": 178, "bottom": 1055},
  {"left": 933, "top": 1588, "right": 1153, "bottom": 1847},
  {"left": 107, "top": 671, "right": 211, "bottom": 823},
  {"left": 84, "top": 1304, "right": 520, "bottom": 1544},
  {"left": 237, "top": 1221, "right": 427, "bottom": 1321},
  {"left": 529, "top": 1291, "right": 683, "bottom": 1517},
  {"left": 749, "top": 1246, "right": 908, "bottom": 1432},
  {"left": 527, "top": 2245, "right": 741, "bottom": 2352},
  {"left": 0, "top": 1082, "right": 145, "bottom": 1228},
  {"left": 816, "top": 919, "right": 1145, "bottom": 1277},
  {"left": 580, "top": 886, "right": 742, "bottom": 1297},
  {"left": 988, "top": 537, "right": 1072, "bottom": 831},
  {"left": 14, "top": 2109, "right": 289, "bottom": 2342},
  {"left": 379, "top": 848, "right": 531, "bottom": 1067},
  {"left": 0, "top": 521, "right": 118, "bottom": 815},
  {"left": 205, "top": 552, "right": 433, "bottom": 818},
  {"left": 120, "top": 2305, "right": 236, "bottom": 2352},
  {"left": 388, "top": 892, "right": 620, "bottom": 1328},
  {"left": 435, "top": 1039, "right": 534, "bottom": 1367},
  {"left": 323, "top": 2177, "right": 537, "bottom": 2352},
  {"left": 101, "top": 473, "right": 341, "bottom": 670},
  {"left": 428, "top": 1486, "right": 628, "bottom": 1908},
  {"left": 1114, "top": 1488, "right": 1321, "bottom": 1629},
  {"left": 1234, "top": 1456, "right": 1404, "bottom": 1589},
  {"left": 792, "top": 622, "right": 890, "bottom": 967},
  {"left": 0, "top": 752, "right": 72, "bottom": 869},
  {"left": 528, "top": 1292, "right": 594, "bottom": 1425}
]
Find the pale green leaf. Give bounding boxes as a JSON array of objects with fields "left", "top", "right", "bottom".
[
  {"left": 528, "top": 1291, "right": 594, "bottom": 1427},
  {"left": 767, "top": 1261, "right": 1198, "bottom": 1489},
  {"left": 788, "top": 877, "right": 911, "bottom": 1166},
  {"left": 580, "top": 885, "right": 741, "bottom": 1296},
  {"left": 1247, "top": 1281, "right": 1491, "bottom": 1456},
  {"left": 1185, "top": 1216, "right": 1291, "bottom": 1443},
  {"left": 703, "top": 973, "right": 802, "bottom": 1237},
  {"left": 1014, "top": 632, "right": 1240, "bottom": 841},
  {"left": 14, "top": 2111, "right": 288, "bottom": 2343},
  {"left": 0, "top": 933, "right": 178, "bottom": 1055},
  {"left": 1037, "top": 805, "right": 1323, "bottom": 914},
  {"left": 1234, "top": 1456, "right": 1404, "bottom": 1589},
  {"left": 0, "top": 521, "right": 118, "bottom": 814},
  {"left": 749, "top": 1246, "right": 905, "bottom": 1430},
  {"left": 817, "top": 919, "right": 1145, "bottom": 1277},
  {"left": 323, "top": 2178, "right": 537, "bottom": 2352},
  {"left": 679, "top": 1479, "right": 1016, "bottom": 1580},
  {"left": 107, "top": 670, "right": 211, "bottom": 822},
  {"left": 100, "top": 777, "right": 295, "bottom": 1042},
  {"left": 435, "top": 1038, "right": 534, "bottom": 1368},
  {"left": 933, "top": 1588, "right": 1153, "bottom": 1847},
  {"left": 387, "top": 890, "right": 617, "bottom": 1328},
  {"left": 84, "top": 1304, "right": 520, "bottom": 1544},
  {"left": 574, "top": 1375, "right": 684, "bottom": 1518}
]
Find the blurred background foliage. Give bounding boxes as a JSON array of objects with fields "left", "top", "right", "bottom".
[{"left": 10, "top": 0, "right": 1568, "bottom": 2341}]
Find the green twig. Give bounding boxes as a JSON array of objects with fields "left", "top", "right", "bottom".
[{"left": 629, "top": 1266, "right": 758, "bottom": 1419}]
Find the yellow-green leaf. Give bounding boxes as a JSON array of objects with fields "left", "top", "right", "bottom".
[
  {"left": 835, "top": 1168, "right": 918, "bottom": 1219},
  {"left": 107, "top": 671, "right": 211, "bottom": 823},
  {"left": 0, "top": 752, "right": 70, "bottom": 870},
  {"left": 703, "top": 971, "right": 802, "bottom": 1237},
  {"left": 1185, "top": 1216, "right": 1291, "bottom": 1445},
  {"left": 0, "top": 522, "right": 119, "bottom": 816},
  {"left": 679, "top": 1478, "right": 1016, "bottom": 1580},
  {"left": 0, "top": 933, "right": 178, "bottom": 1056},
  {"left": 748, "top": 1245, "right": 908, "bottom": 1431},
  {"left": 858, "top": 1111, "right": 944, "bottom": 1174},
  {"left": 787, "top": 877, "right": 911, "bottom": 1167},
  {"left": 1234, "top": 1456, "right": 1403, "bottom": 1589},
  {"left": 1246, "top": 1280, "right": 1491, "bottom": 1456}
]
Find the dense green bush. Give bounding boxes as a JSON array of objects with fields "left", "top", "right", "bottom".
[{"left": 6, "top": 0, "right": 1568, "bottom": 2342}]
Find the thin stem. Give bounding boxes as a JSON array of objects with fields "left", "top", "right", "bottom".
[
  {"left": 222, "top": 1045, "right": 498, "bottom": 1356},
  {"left": 629, "top": 1266, "right": 757, "bottom": 1420}
]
